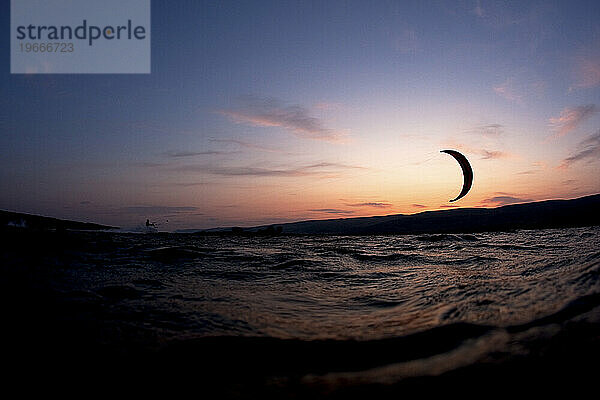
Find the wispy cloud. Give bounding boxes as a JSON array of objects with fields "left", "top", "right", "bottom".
[
  {"left": 308, "top": 209, "right": 355, "bottom": 215},
  {"left": 163, "top": 150, "right": 232, "bottom": 158},
  {"left": 465, "top": 124, "right": 504, "bottom": 136},
  {"left": 549, "top": 104, "right": 598, "bottom": 137},
  {"left": 560, "top": 130, "right": 600, "bottom": 168},
  {"left": 177, "top": 162, "right": 365, "bottom": 178},
  {"left": 493, "top": 74, "right": 547, "bottom": 104},
  {"left": 465, "top": 146, "right": 510, "bottom": 160},
  {"left": 313, "top": 102, "right": 343, "bottom": 111},
  {"left": 218, "top": 96, "right": 346, "bottom": 142},
  {"left": 481, "top": 195, "right": 532, "bottom": 207},
  {"left": 170, "top": 181, "right": 213, "bottom": 187},
  {"left": 440, "top": 142, "right": 512, "bottom": 162},
  {"left": 133, "top": 161, "right": 167, "bottom": 168},
  {"left": 346, "top": 202, "right": 392, "bottom": 208},
  {"left": 479, "top": 149, "right": 510, "bottom": 160},
  {"left": 517, "top": 160, "right": 545, "bottom": 175},
  {"left": 493, "top": 78, "right": 523, "bottom": 103},
  {"left": 203, "top": 166, "right": 307, "bottom": 177},
  {"left": 411, "top": 203, "right": 427, "bottom": 208},
  {"left": 209, "top": 139, "right": 286, "bottom": 153},
  {"left": 121, "top": 206, "right": 200, "bottom": 215}
]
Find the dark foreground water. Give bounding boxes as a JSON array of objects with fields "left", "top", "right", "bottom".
[{"left": 2, "top": 227, "right": 600, "bottom": 397}]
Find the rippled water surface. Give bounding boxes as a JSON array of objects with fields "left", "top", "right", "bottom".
[
  {"left": 3, "top": 226, "right": 600, "bottom": 395},
  {"left": 41, "top": 228, "right": 600, "bottom": 338}
]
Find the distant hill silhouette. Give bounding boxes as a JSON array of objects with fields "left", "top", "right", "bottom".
[
  {"left": 196, "top": 194, "right": 600, "bottom": 235},
  {"left": 0, "top": 210, "right": 118, "bottom": 231},
  {"left": 5, "top": 194, "right": 599, "bottom": 235}
]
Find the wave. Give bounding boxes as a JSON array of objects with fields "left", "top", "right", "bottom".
[
  {"left": 439, "top": 255, "right": 499, "bottom": 265},
  {"left": 145, "top": 246, "right": 209, "bottom": 262},
  {"left": 156, "top": 322, "right": 493, "bottom": 374},
  {"left": 415, "top": 234, "right": 480, "bottom": 243},
  {"left": 508, "top": 290, "right": 600, "bottom": 333},
  {"left": 353, "top": 295, "right": 405, "bottom": 309},
  {"left": 352, "top": 252, "right": 426, "bottom": 263},
  {"left": 271, "top": 258, "right": 323, "bottom": 270}
]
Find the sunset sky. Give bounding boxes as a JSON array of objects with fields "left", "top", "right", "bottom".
[{"left": 2, "top": 0, "right": 600, "bottom": 231}]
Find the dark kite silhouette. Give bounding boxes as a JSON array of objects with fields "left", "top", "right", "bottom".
[{"left": 440, "top": 149, "right": 473, "bottom": 202}]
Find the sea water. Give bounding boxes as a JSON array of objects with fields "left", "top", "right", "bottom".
[{"left": 2, "top": 226, "right": 600, "bottom": 396}]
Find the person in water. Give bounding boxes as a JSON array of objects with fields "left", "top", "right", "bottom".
[{"left": 146, "top": 219, "right": 156, "bottom": 227}]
